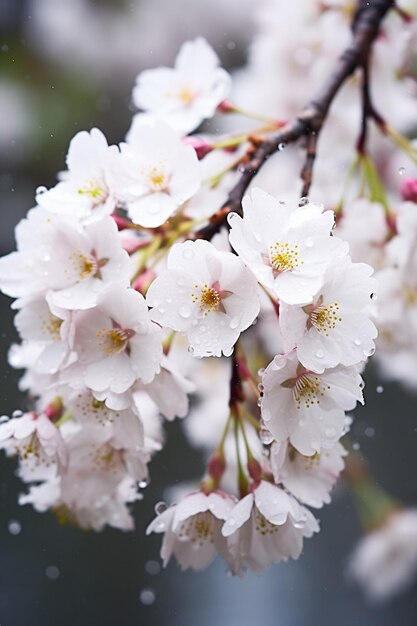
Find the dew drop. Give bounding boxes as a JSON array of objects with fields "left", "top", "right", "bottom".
[
  {"left": 140, "top": 588, "right": 156, "bottom": 606},
  {"left": 229, "top": 317, "right": 240, "bottom": 329},
  {"left": 228, "top": 518, "right": 236, "bottom": 527},
  {"left": 8, "top": 520, "right": 21, "bottom": 535},
  {"left": 154, "top": 501, "right": 168, "bottom": 515},
  {"left": 315, "top": 349, "right": 324, "bottom": 359},
  {"left": 354, "top": 339, "right": 361, "bottom": 346},
  {"left": 145, "top": 560, "right": 161, "bottom": 576},
  {"left": 299, "top": 196, "right": 309, "bottom": 207},
  {"left": 278, "top": 142, "right": 286, "bottom": 151},
  {"left": 139, "top": 480, "right": 148, "bottom": 488},
  {"left": 398, "top": 167, "right": 406, "bottom": 176},
  {"left": 179, "top": 305, "right": 191, "bottom": 319},
  {"left": 36, "top": 185, "right": 47, "bottom": 195},
  {"left": 12, "top": 410, "right": 23, "bottom": 418},
  {"left": 45, "top": 565, "right": 60, "bottom": 580},
  {"left": 370, "top": 293, "right": 377, "bottom": 301},
  {"left": 259, "top": 428, "right": 274, "bottom": 445}
]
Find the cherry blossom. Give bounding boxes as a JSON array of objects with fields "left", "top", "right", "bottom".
[
  {"left": 132, "top": 38, "right": 231, "bottom": 134},
  {"left": 0, "top": 209, "right": 131, "bottom": 309},
  {"left": 228, "top": 187, "right": 348, "bottom": 305},
  {"left": 0, "top": 410, "right": 68, "bottom": 471},
  {"left": 348, "top": 509, "right": 417, "bottom": 601},
  {"left": 279, "top": 257, "right": 378, "bottom": 373},
  {"left": 271, "top": 439, "right": 347, "bottom": 508},
  {"left": 71, "top": 285, "right": 163, "bottom": 399},
  {"left": 261, "top": 351, "right": 364, "bottom": 455},
  {"left": 146, "top": 240, "right": 260, "bottom": 357},
  {"left": 222, "top": 480, "right": 319, "bottom": 573},
  {"left": 36, "top": 128, "right": 118, "bottom": 222},
  {"left": 147, "top": 491, "right": 235, "bottom": 570},
  {"left": 111, "top": 120, "right": 201, "bottom": 227}
]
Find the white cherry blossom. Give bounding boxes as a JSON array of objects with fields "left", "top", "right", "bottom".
[
  {"left": 36, "top": 128, "right": 118, "bottom": 222},
  {"left": 14, "top": 296, "right": 73, "bottom": 374},
  {"left": 0, "top": 209, "right": 131, "bottom": 309},
  {"left": 111, "top": 120, "right": 201, "bottom": 227},
  {"left": 348, "top": 509, "right": 417, "bottom": 601},
  {"left": 71, "top": 285, "right": 163, "bottom": 399},
  {"left": 222, "top": 480, "right": 319, "bottom": 574},
  {"left": 228, "top": 187, "right": 348, "bottom": 305},
  {"left": 146, "top": 239, "right": 260, "bottom": 357},
  {"left": 0, "top": 410, "right": 68, "bottom": 470},
  {"left": 147, "top": 491, "right": 235, "bottom": 571},
  {"left": 271, "top": 439, "right": 347, "bottom": 508},
  {"left": 132, "top": 38, "right": 231, "bottom": 134},
  {"left": 280, "top": 257, "right": 378, "bottom": 373},
  {"left": 261, "top": 351, "right": 364, "bottom": 455}
]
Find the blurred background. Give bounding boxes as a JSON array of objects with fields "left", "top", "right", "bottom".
[{"left": 1, "top": 1, "right": 417, "bottom": 625}]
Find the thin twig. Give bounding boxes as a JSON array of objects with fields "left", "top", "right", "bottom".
[{"left": 194, "top": 0, "right": 394, "bottom": 241}]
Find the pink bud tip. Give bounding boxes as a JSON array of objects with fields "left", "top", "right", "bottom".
[
  {"left": 247, "top": 457, "right": 262, "bottom": 484},
  {"left": 401, "top": 178, "right": 417, "bottom": 203},
  {"left": 111, "top": 214, "right": 132, "bottom": 230},
  {"left": 183, "top": 136, "right": 213, "bottom": 159},
  {"left": 132, "top": 269, "right": 157, "bottom": 295},
  {"left": 208, "top": 453, "right": 226, "bottom": 482},
  {"left": 217, "top": 100, "right": 235, "bottom": 113}
]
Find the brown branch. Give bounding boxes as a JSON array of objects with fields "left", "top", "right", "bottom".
[{"left": 194, "top": 0, "right": 394, "bottom": 241}]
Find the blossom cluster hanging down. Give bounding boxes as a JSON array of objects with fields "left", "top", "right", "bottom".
[{"left": 2, "top": 21, "right": 410, "bottom": 579}]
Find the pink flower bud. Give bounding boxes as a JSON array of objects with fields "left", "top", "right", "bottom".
[
  {"left": 44, "top": 397, "right": 64, "bottom": 422},
  {"left": 132, "top": 269, "right": 157, "bottom": 296},
  {"left": 111, "top": 214, "right": 132, "bottom": 231},
  {"left": 401, "top": 178, "right": 417, "bottom": 203},
  {"left": 207, "top": 452, "right": 226, "bottom": 483},
  {"left": 182, "top": 136, "right": 213, "bottom": 159}
]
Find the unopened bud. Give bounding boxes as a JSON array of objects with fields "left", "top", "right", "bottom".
[
  {"left": 207, "top": 451, "right": 226, "bottom": 483},
  {"left": 132, "top": 269, "right": 157, "bottom": 296},
  {"left": 44, "top": 397, "right": 64, "bottom": 422},
  {"left": 247, "top": 456, "right": 262, "bottom": 484},
  {"left": 400, "top": 177, "right": 417, "bottom": 203},
  {"left": 183, "top": 136, "right": 213, "bottom": 160}
]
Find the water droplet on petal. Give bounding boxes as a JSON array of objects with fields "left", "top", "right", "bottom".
[
  {"left": 229, "top": 317, "right": 240, "bottom": 329},
  {"left": 278, "top": 142, "right": 286, "bottom": 151},
  {"left": 354, "top": 339, "right": 361, "bottom": 346},
  {"left": 154, "top": 501, "right": 168, "bottom": 515},
  {"left": 139, "top": 480, "right": 148, "bottom": 488},
  {"left": 398, "top": 167, "right": 406, "bottom": 176},
  {"left": 315, "top": 349, "right": 324, "bottom": 359},
  {"left": 179, "top": 305, "right": 191, "bottom": 319},
  {"left": 299, "top": 196, "right": 309, "bottom": 207},
  {"left": 36, "top": 185, "right": 47, "bottom": 195},
  {"left": 259, "top": 428, "right": 274, "bottom": 445}
]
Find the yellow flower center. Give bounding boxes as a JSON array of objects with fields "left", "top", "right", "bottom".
[
  {"left": 292, "top": 374, "right": 330, "bottom": 409},
  {"left": 96, "top": 328, "right": 133, "bottom": 354},
  {"left": 178, "top": 512, "right": 214, "bottom": 545},
  {"left": 147, "top": 166, "right": 168, "bottom": 192},
  {"left": 176, "top": 86, "right": 197, "bottom": 105},
  {"left": 78, "top": 178, "right": 108, "bottom": 205},
  {"left": 192, "top": 284, "right": 222, "bottom": 316},
  {"left": 309, "top": 302, "right": 342, "bottom": 336},
  {"left": 269, "top": 242, "right": 302, "bottom": 273},
  {"left": 42, "top": 314, "right": 63, "bottom": 340}
]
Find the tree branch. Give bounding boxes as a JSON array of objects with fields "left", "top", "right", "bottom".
[{"left": 195, "top": 0, "right": 394, "bottom": 240}]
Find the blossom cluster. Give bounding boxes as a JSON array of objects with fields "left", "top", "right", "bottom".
[{"left": 2, "top": 19, "right": 413, "bottom": 586}]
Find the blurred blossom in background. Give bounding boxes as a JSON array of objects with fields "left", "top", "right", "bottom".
[{"left": 1, "top": 1, "right": 417, "bottom": 625}]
